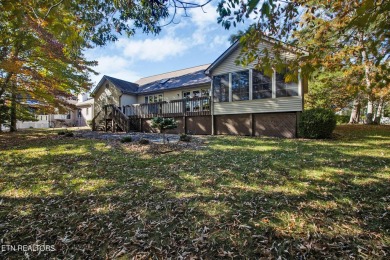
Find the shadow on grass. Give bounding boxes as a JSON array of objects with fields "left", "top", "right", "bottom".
[{"left": 0, "top": 126, "right": 389, "bottom": 258}]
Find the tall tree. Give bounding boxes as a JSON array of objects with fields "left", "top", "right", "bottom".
[
  {"left": 218, "top": 0, "right": 389, "bottom": 123},
  {"left": 0, "top": 0, "right": 212, "bottom": 131}
]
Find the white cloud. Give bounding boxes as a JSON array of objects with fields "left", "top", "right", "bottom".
[
  {"left": 88, "top": 55, "right": 140, "bottom": 85},
  {"left": 189, "top": 2, "right": 219, "bottom": 28},
  {"left": 117, "top": 37, "right": 189, "bottom": 62},
  {"left": 83, "top": 1, "right": 234, "bottom": 85},
  {"left": 95, "top": 55, "right": 131, "bottom": 73},
  {"left": 210, "top": 35, "right": 230, "bottom": 49},
  {"left": 187, "top": 3, "right": 220, "bottom": 45}
]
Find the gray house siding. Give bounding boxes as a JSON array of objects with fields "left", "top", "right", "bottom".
[{"left": 213, "top": 96, "right": 302, "bottom": 115}]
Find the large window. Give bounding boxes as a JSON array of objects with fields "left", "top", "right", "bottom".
[
  {"left": 144, "top": 94, "right": 163, "bottom": 103},
  {"left": 253, "top": 70, "right": 272, "bottom": 99},
  {"left": 276, "top": 72, "right": 298, "bottom": 97},
  {"left": 213, "top": 74, "right": 229, "bottom": 102},
  {"left": 231, "top": 71, "right": 249, "bottom": 101}
]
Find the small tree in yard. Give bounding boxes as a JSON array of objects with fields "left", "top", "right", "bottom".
[{"left": 151, "top": 117, "right": 177, "bottom": 144}]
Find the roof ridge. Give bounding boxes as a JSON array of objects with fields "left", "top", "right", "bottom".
[
  {"left": 137, "top": 64, "right": 211, "bottom": 81},
  {"left": 104, "top": 75, "right": 138, "bottom": 85},
  {"left": 138, "top": 68, "right": 206, "bottom": 87}
]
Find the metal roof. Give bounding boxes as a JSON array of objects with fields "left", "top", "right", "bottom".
[
  {"left": 104, "top": 75, "right": 139, "bottom": 94},
  {"left": 135, "top": 64, "right": 210, "bottom": 86},
  {"left": 137, "top": 69, "right": 211, "bottom": 94},
  {"left": 92, "top": 68, "right": 211, "bottom": 96},
  {"left": 91, "top": 75, "right": 139, "bottom": 96}
]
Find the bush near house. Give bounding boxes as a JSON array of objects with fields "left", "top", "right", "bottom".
[
  {"left": 299, "top": 108, "right": 336, "bottom": 139},
  {"left": 120, "top": 136, "right": 132, "bottom": 143},
  {"left": 138, "top": 138, "right": 150, "bottom": 145},
  {"left": 336, "top": 115, "right": 350, "bottom": 125},
  {"left": 57, "top": 130, "right": 74, "bottom": 137},
  {"left": 151, "top": 117, "right": 178, "bottom": 144},
  {"left": 179, "top": 134, "right": 191, "bottom": 142}
]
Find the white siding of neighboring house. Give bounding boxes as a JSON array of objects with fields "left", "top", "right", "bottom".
[
  {"left": 76, "top": 106, "right": 94, "bottom": 127},
  {"left": 210, "top": 41, "right": 302, "bottom": 115},
  {"left": 17, "top": 115, "right": 50, "bottom": 129}
]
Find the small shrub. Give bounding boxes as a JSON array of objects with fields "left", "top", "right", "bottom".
[
  {"left": 179, "top": 134, "right": 191, "bottom": 142},
  {"left": 151, "top": 117, "right": 178, "bottom": 144},
  {"left": 58, "top": 130, "right": 73, "bottom": 137},
  {"left": 64, "top": 131, "right": 74, "bottom": 137},
  {"left": 139, "top": 138, "right": 150, "bottom": 145},
  {"left": 298, "top": 108, "right": 336, "bottom": 139},
  {"left": 336, "top": 115, "right": 350, "bottom": 125},
  {"left": 86, "top": 120, "right": 93, "bottom": 127},
  {"left": 120, "top": 136, "right": 132, "bottom": 143}
]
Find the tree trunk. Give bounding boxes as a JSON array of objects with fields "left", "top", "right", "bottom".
[
  {"left": 373, "top": 98, "right": 384, "bottom": 124},
  {"left": 0, "top": 111, "right": 2, "bottom": 132},
  {"left": 366, "top": 98, "right": 374, "bottom": 124},
  {"left": 361, "top": 49, "right": 374, "bottom": 124},
  {"left": 10, "top": 83, "right": 17, "bottom": 132},
  {"left": 349, "top": 99, "right": 361, "bottom": 124},
  {"left": 0, "top": 98, "right": 3, "bottom": 132}
]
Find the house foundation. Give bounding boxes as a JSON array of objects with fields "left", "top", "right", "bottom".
[{"left": 138, "top": 112, "right": 298, "bottom": 138}]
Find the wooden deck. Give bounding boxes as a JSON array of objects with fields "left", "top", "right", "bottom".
[{"left": 124, "top": 97, "right": 211, "bottom": 118}]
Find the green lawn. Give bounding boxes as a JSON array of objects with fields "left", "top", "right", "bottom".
[{"left": 0, "top": 125, "right": 389, "bottom": 258}]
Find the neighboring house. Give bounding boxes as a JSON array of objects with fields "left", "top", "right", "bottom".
[
  {"left": 91, "top": 39, "right": 308, "bottom": 137},
  {"left": 15, "top": 94, "right": 94, "bottom": 130},
  {"left": 76, "top": 93, "right": 94, "bottom": 127}
]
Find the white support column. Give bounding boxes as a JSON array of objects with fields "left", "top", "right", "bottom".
[
  {"left": 210, "top": 79, "right": 215, "bottom": 135},
  {"left": 272, "top": 69, "right": 276, "bottom": 98},
  {"left": 249, "top": 69, "right": 253, "bottom": 100},
  {"left": 298, "top": 68, "right": 302, "bottom": 97},
  {"left": 229, "top": 73, "right": 232, "bottom": 102}
]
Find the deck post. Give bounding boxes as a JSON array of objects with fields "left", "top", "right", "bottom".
[
  {"left": 182, "top": 99, "right": 187, "bottom": 134},
  {"left": 211, "top": 115, "right": 215, "bottom": 135},
  {"left": 104, "top": 106, "right": 107, "bottom": 132},
  {"left": 183, "top": 116, "right": 186, "bottom": 134},
  {"left": 251, "top": 113, "right": 255, "bottom": 136}
]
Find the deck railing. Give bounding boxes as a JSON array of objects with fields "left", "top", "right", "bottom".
[{"left": 125, "top": 96, "right": 211, "bottom": 118}]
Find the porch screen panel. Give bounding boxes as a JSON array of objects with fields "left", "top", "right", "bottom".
[
  {"left": 276, "top": 71, "right": 298, "bottom": 97},
  {"left": 253, "top": 70, "right": 272, "bottom": 99},
  {"left": 213, "top": 74, "right": 229, "bottom": 102},
  {"left": 232, "top": 70, "right": 249, "bottom": 101}
]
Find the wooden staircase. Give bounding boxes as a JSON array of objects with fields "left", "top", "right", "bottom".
[{"left": 92, "top": 105, "right": 140, "bottom": 132}]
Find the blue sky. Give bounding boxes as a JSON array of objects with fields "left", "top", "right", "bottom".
[{"left": 85, "top": 1, "right": 249, "bottom": 86}]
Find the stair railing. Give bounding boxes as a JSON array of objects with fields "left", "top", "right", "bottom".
[
  {"left": 91, "top": 110, "right": 102, "bottom": 131},
  {"left": 105, "top": 105, "right": 130, "bottom": 132}
]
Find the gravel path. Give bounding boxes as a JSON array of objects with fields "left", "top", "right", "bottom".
[{"left": 75, "top": 130, "right": 182, "bottom": 143}]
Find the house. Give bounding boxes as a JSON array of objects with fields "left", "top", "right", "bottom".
[
  {"left": 76, "top": 93, "right": 95, "bottom": 127},
  {"left": 91, "top": 39, "right": 307, "bottom": 137},
  {"left": 15, "top": 94, "right": 94, "bottom": 129}
]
